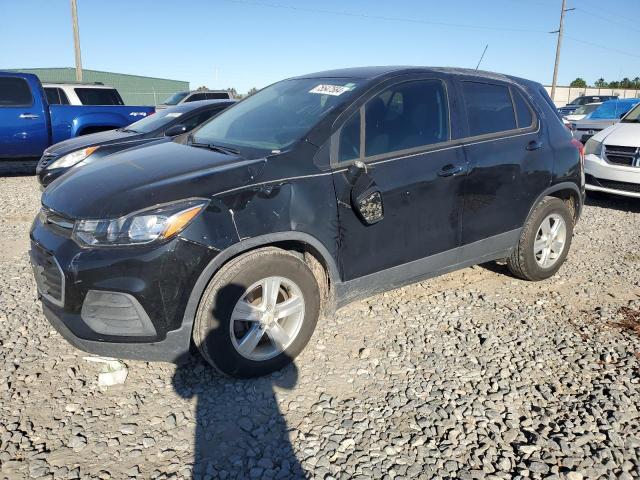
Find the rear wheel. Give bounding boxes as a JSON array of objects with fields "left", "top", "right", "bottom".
[
  {"left": 193, "top": 247, "right": 321, "bottom": 378},
  {"left": 507, "top": 197, "right": 574, "bottom": 281}
]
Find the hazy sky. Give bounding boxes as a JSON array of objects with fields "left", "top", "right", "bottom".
[{"left": 1, "top": 0, "right": 638, "bottom": 93}]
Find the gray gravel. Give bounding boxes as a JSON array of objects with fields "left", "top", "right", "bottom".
[{"left": 1, "top": 175, "right": 639, "bottom": 480}]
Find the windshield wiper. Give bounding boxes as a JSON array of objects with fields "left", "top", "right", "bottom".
[
  {"left": 187, "top": 135, "right": 240, "bottom": 155},
  {"left": 120, "top": 128, "right": 139, "bottom": 133}
]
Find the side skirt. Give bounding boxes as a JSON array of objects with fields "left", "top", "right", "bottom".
[{"left": 334, "top": 228, "right": 521, "bottom": 308}]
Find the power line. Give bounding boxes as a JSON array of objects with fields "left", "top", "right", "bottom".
[
  {"left": 564, "top": 35, "right": 640, "bottom": 60},
  {"left": 222, "top": 0, "right": 546, "bottom": 34},
  {"left": 574, "top": 7, "right": 640, "bottom": 34}
]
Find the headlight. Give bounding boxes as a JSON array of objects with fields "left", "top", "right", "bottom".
[
  {"left": 72, "top": 199, "right": 208, "bottom": 247},
  {"left": 47, "top": 146, "right": 99, "bottom": 170},
  {"left": 584, "top": 138, "right": 603, "bottom": 157}
]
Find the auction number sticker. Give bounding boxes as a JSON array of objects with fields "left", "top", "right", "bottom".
[
  {"left": 309, "top": 84, "right": 351, "bottom": 96},
  {"left": 166, "top": 113, "right": 183, "bottom": 118}
]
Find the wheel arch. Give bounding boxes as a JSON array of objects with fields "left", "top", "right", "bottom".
[
  {"left": 526, "top": 182, "right": 583, "bottom": 224},
  {"left": 180, "top": 232, "right": 340, "bottom": 337}
]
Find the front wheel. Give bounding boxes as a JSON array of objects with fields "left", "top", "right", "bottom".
[
  {"left": 507, "top": 197, "right": 574, "bottom": 281},
  {"left": 193, "top": 247, "right": 321, "bottom": 378}
]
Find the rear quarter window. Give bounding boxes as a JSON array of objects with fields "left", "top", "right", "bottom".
[
  {"left": 511, "top": 88, "right": 534, "bottom": 128},
  {"left": 74, "top": 88, "right": 124, "bottom": 105},
  {"left": 0, "top": 77, "right": 33, "bottom": 107},
  {"left": 462, "top": 82, "right": 516, "bottom": 136}
]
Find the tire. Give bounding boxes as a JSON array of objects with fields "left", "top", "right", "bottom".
[
  {"left": 507, "top": 197, "right": 574, "bottom": 281},
  {"left": 193, "top": 247, "right": 321, "bottom": 378}
]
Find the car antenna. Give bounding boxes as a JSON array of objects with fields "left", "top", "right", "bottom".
[{"left": 475, "top": 44, "right": 488, "bottom": 70}]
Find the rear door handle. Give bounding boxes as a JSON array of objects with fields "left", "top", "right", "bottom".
[
  {"left": 438, "top": 164, "right": 466, "bottom": 177},
  {"left": 526, "top": 140, "right": 543, "bottom": 151},
  {"left": 19, "top": 113, "right": 40, "bottom": 120}
]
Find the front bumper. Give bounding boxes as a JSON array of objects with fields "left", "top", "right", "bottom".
[
  {"left": 584, "top": 153, "right": 640, "bottom": 198},
  {"left": 30, "top": 214, "right": 216, "bottom": 362}
]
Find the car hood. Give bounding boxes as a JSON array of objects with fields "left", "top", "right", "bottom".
[
  {"left": 592, "top": 122, "right": 640, "bottom": 146},
  {"left": 42, "top": 140, "right": 264, "bottom": 219},
  {"left": 44, "top": 129, "right": 139, "bottom": 156}
]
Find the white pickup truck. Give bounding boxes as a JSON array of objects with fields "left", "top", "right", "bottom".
[
  {"left": 43, "top": 82, "right": 126, "bottom": 106},
  {"left": 584, "top": 102, "right": 640, "bottom": 198}
]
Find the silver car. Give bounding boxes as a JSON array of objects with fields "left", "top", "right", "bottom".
[{"left": 157, "top": 90, "right": 232, "bottom": 109}]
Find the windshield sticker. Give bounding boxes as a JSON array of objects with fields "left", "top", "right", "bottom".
[
  {"left": 166, "top": 112, "right": 183, "bottom": 118},
  {"left": 309, "top": 84, "right": 352, "bottom": 96}
]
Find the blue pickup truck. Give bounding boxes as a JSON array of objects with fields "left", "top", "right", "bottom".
[{"left": 0, "top": 72, "right": 155, "bottom": 159}]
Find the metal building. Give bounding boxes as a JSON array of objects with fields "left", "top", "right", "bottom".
[{"left": 7, "top": 68, "right": 189, "bottom": 106}]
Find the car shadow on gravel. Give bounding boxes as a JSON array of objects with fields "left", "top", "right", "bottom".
[
  {"left": 172, "top": 284, "right": 304, "bottom": 479},
  {"left": 585, "top": 193, "right": 640, "bottom": 213}
]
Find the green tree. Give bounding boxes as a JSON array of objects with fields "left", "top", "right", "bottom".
[
  {"left": 620, "top": 77, "right": 633, "bottom": 88},
  {"left": 196, "top": 85, "right": 209, "bottom": 91},
  {"left": 570, "top": 77, "right": 587, "bottom": 88},
  {"left": 633, "top": 77, "right": 640, "bottom": 89},
  {"left": 246, "top": 87, "right": 259, "bottom": 97},
  {"left": 609, "top": 81, "right": 621, "bottom": 88},
  {"left": 594, "top": 78, "right": 607, "bottom": 88},
  {"left": 225, "top": 87, "right": 239, "bottom": 99}
]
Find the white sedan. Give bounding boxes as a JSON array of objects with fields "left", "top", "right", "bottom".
[{"left": 584, "top": 103, "right": 640, "bottom": 199}]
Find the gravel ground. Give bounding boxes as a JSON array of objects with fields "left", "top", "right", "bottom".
[{"left": 1, "top": 175, "right": 639, "bottom": 480}]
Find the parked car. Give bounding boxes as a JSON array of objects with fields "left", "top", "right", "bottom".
[
  {"left": 557, "top": 94, "right": 617, "bottom": 116},
  {"left": 157, "top": 90, "right": 232, "bottom": 109},
  {"left": 584, "top": 102, "right": 640, "bottom": 198},
  {"left": 43, "top": 82, "right": 126, "bottom": 106},
  {"left": 563, "top": 102, "right": 601, "bottom": 121},
  {"left": 571, "top": 98, "right": 640, "bottom": 143},
  {"left": 0, "top": 72, "right": 155, "bottom": 159},
  {"left": 36, "top": 99, "right": 236, "bottom": 188},
  {"left": 31, "top": 67, "right": 584, "bottom": 378}
]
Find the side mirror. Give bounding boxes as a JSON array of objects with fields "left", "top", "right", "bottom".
[
  {"left": 164, "top": 124, "right": 187, "bottom": 137},
  {"left": 346, "top": 160, "right": 367, "bottom": 185}
]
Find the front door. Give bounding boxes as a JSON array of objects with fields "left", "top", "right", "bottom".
[
  {"left": 0, "top": 74, "right": 49, "bottom": 158},
  {"left": 332, "top": 77, "right": 467, "bottom": 282}
]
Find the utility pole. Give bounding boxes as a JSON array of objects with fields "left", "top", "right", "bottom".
[
  {"left": 550, "top": 0, "right": 575, "bottom": 100},
  {"left": 70, "top": 0, "right": 83, "bottom": 82}
]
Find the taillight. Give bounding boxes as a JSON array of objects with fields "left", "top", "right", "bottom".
[{"left": 571, "top": 138, "right": 585, "bottom": 169}]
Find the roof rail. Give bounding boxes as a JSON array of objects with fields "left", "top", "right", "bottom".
[{"left": 43, "top": 81, "right": 105, "bottom": 86}]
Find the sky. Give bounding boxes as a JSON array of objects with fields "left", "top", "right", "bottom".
[{"left": 1, "top": 0, "right": 639, "bottom": 94}]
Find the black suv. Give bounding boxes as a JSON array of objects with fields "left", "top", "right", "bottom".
[{"left": 31, "top": 67, "right": 584, "bottom": 378}]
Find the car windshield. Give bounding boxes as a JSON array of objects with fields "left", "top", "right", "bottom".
[
  {"left": 621, "top": 103, "right": 640, "bottom": 123},
  {"left": 124, "top": 109, "right": 182, "bottom": 134},
  {"left": 191, "top": 78, "right": 362, "bottom": 152},
  {"left": 162, "top": 92, "right": 189, "bottom": 105},
  {"left": 573, "top": 104, "right": 600, "bottom": 116},
  {"left": 589, "top": 101, "right": 640, "bottom": 120}
]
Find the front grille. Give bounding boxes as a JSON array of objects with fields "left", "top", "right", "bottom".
[
  {"left": 38, "top": 153, "right": 58, "bottom": 169},
  {"left": 604, "top": 145, "right": 640, "bottom": 167},
  {"left": 595, "top": 178, "right": 640, "bottom": 194},
  {"left": 30, "top": 243, "right": 65, "bottom": 307}
]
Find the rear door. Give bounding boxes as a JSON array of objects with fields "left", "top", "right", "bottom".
[
  {"left": 332, "top": 75, "right": 468, "bottom": 281},
  {"left": 458, "top": 79, "right": 551, "bottom": 246},
  {"left": 0, "top": 73, "right": 50, "bottom": 158}
]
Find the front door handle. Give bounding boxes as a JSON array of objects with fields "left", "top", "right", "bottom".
[
  {"left": 438, "top": 164, "right": 466, "bottom": 177},
  {"left": 19, "top": 113, "right": 40, "bottom": 120},
  {"left": 526, "top": 140, "right": 543, "bottom": 151}
]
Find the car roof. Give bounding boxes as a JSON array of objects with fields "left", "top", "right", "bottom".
[
  {"left": 291, "top": 66, "right": 542, "bottom": 88},
  {"left": 162, "top": 99, "right": 236, "bottom": 113},
  {"left": 601, "top": 98, "right": 640, "bottom": 106},
  {"left": 43, "top": 82, "right": 115, "bottom": 89}
]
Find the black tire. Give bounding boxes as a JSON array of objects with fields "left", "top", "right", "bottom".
[
  {"left": 507, "top": 197, "right": 574, "bottom": 281},
  {"left": 193, "top": 247, "right": 321, "bottom": 378}
]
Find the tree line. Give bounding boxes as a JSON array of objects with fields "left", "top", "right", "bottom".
[
  {"left": 196, "top": 86, "right": 259, "bottom": 98},
  {"left": 569, "top": 77, "right": 640, "bottom": 89}
]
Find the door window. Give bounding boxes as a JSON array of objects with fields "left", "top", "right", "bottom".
[
  {"left": 206, "top": 92, "right": 230, "bottom": 100},
  {"left": 185, "top": 93, "right": 206, "bottom": 102},
  {"left": 462, "top": 82, "right": 517, "bottom": 136},
  {"left": 339, "top": 110, "right": 361, "bottom": 162},
  {"left": 0, "top": 77, "right": 33, "bottom": 107},
  {"left": 512, "top": 89, "right": 534, "bottom": 128},
  {"left": 365, "top": 80, "right": 449, "bottom": 157}
]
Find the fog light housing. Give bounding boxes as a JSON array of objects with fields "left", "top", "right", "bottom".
[{"left": 81, "top": 290, "right": 156, "bottom": 336}]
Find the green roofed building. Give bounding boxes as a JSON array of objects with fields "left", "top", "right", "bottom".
[{"left": 7, "top": 68, "right": 189, "bottom": 106}]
